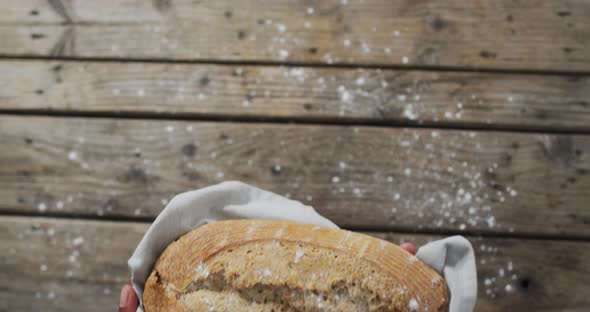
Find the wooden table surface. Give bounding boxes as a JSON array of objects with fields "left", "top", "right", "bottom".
[{"left": 1, "top": 1, "right": 589, "bottom": 311}]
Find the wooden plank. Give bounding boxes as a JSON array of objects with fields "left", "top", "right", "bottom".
[
  {"left": 1, "top": 216, "right": 589, "bottom": 311},
  {"left": 1, "top": 61, "right": 589, "bottom": 131},
  {"left": 1, "top": 116, "right": 589, "bottom": 237},
  {"left": 1, "top": 0, "right": 589, "bottom": 71},
  {"left": 0, "top": 216, "right": 145, "bottom": 311}
]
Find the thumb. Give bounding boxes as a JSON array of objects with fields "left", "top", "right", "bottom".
[{"left": 119, "top": 284, "right": 139, "bottom": 312}]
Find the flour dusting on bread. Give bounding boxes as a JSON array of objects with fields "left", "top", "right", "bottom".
[
  {"left": 143, "top": 220, "right": 448, "bottom": 312},
  {"left": 293, "top": 249, "right": 304, "bottom": 263}
]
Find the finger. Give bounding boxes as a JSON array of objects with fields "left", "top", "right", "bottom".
[
  {"left": 128, "top": 281, "right": 138, "bottom": 309},
  {"left": 400, "top": 242, "right": 416, "bottom": 255},
  {"left": 119, "top": 284, "right": 139, "bottom": 312}
]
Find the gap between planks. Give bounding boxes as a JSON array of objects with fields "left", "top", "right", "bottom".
[
  {"left": 1, "top": 111, "right": 590, "bottom": 136},
  {"left": 2, "top": 55, "right": 590, "bottom": 77},
  {"left": 1, "top": 211, "right": 588, "bottom": 243},
  {"left": 2, "top": 59, "right": 589, "bottom": 132}
]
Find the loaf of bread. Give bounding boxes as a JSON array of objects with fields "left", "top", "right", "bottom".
[{"left": 143, "top": 220, "right": 448, "bottom": 312}]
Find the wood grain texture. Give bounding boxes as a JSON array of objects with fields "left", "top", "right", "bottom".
[
  {"left": 1, "top": 61, "right": 589, "bottom": 131},
  {"left": 0, "top": 216, "right": 145, "bottom": 312},
  {"left": 1, "top": 116, "right": 589, "bottom": 236},
  {"left": 1, "top": 0, "right": 589, "bottom": 71},
  {"left": 1, "top": 216, "right": 589, "bottom": 311}
]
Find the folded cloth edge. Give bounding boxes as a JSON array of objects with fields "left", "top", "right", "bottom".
[{"left": 417, "top": 236, "right": 477, "bottom": 311}]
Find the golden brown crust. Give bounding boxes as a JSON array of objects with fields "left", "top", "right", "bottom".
[
  {"left": 144, "top": 220, "right": 448, "bottom": 312},
  {"left": 144, "top": 271, "right": 186, "bottom": 312}
]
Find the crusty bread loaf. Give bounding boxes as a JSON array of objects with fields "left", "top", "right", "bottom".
[{"left": 144, "top": 220, "right": 448, "bottom": 312}]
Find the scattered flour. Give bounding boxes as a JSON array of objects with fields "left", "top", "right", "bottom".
[
  {"left": 38, "top": 203, "right": 47, "bottom": 212},
  {"left": 337, "top": 85, "right": 353, "bottom": 104},
  {"left": 278, "top": 50, "right": 289, "bottom": 60},
  {"left": 68, "top": 151, "right": 78, "bottom": 161},
  {"left": 72, "top": 236, "right": 84, "bottom": 246},
  {"left": 402, "top": 105, "right": 418, "bottom": 120}
]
